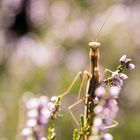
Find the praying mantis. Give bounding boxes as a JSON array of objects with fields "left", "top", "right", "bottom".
[
  {"left": 20, "top": 1, "right": 135, "bottom": 140},
  {"left": 59, "top": 17, "right": 118, "bottom": 137},
  {"left": 60, "top": 40, "right": 100, "bottom": 123},
  {"left": 58, "top": 2, "right": 121, "bottom": 140}
]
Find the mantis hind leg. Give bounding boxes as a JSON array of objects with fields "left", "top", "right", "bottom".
[
  {"left": 68, "top": 95, "right": 90, "bottom": 126},
  {"left": 59, "top": 71, "right": 91, "bottom": 126},
  {"left": 67, "top": 71, "right": 91, "bottom": 126}
]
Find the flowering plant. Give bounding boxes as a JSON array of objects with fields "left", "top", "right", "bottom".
[{"left": 22, "top": 55, "right": 135, "bottom": 140}]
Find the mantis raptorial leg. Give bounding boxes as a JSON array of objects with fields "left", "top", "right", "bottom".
[{"left": 78, "top": 71, "right": 91, "bottom": 100}]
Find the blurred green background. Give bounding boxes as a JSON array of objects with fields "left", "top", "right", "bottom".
[{"left": 0, "top": 0, "right": 140, "bottom": 140}]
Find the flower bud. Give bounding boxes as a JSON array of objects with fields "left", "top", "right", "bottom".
[
  {"left": 94, "top": 117, "right": 103, "bottom": 128},
  {"left": 48, "top": 102, "right": 56, "bottom": 112},
  {"left": 51, "top": 96, "right": 58, "bottom": 102},
  {"left": 94, "top": 105, "right": 103, "bottom": 115},
  {"left": 27, "top": 109, "right": 38, "bottom": 118},
  {"left": 109, "top": 86, "right": 120, "bottom": 98},
  {"left": 27, "top": 119, "right": 37, "bottom": 128},
  {"left": 26, "top": 98, "right": 39, "bottom": 110},
  {"left": 120, "top": 55, "right": 127, "bottom": 63},
  {"left": 128, "top": 63, "right": 135, "bottom": 70},
  {"left": 119, "top": 73, "right": 128, "bottom": 80},
  {"left": 22, "top": 128, "right": 32, "bottom": 139},
  {"left": 95, "top": 86, "right": 106, "bottom": 97},
  {"left": 93, "top": 97, "right": 99, "bottom": 104},
  {"left": 102, "top": 133, "right": 113, "bottom": 140}
]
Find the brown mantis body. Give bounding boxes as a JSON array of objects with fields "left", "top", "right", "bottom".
[
  {"left": 59, "top": 4, "right": 119, "bottom": 139},
  {"left": 60, "top": 41, "right": 101, "bottom": 125},
  {"left": 84, "top": 41, "right": 100, "bottom": 140},
  {"left": 60, "top": 40, "right": 118, "bottom": 140},
  {"left": 84, "top": 41, "right": 100, "bottom": 125},
  {"left": 60, "top": 40, "right": 119, "bottom": 140}
]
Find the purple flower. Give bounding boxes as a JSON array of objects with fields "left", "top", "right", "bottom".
[
  {"left": 120, "top": 55, "right": 127, "bottom": 63},
  {"left": 39, "top": 115, "right": 49, "bottom": 125},
  {"left": 93, "top": 97, "right": 99, "bottom": 104},
  {"left": 127, "top": 63, "right": 135, "bottom": 70},
  {"left": 112, "top": 72, "right": 128, "bottom": 87},
  {"left": 26, "top": 97, "right": 39, "bottom": 110},
  {"left": 93, "top": 99, "right": 118, "bottom": 134},
  {"left": 26, "top": 118, "right": 37, "bottom": 128},
  {"left": 107, "top": 99, "right": 118, "bottom": 119},
  {"left": 93, "top": 86, "right": 119, "bottom": 138},
  {"left": 93, "top": 117, "right": 103, "bottom": 129},
  {"left": 109, "top": 86, "right": 120, "bottom": 98},
  {"left": 119, "top": 73, "right": 128, "bottom": 80},
  {"left": 22, "top": 128, "right": 32, "bottom": 139},
  {"left": 39, "top": 96, "right": 49, "bottom": 108},
  {"left": 119, "top": 55, "right": 135, "bottom": 70},
  {"left": 39, "top": 108, "right": 51, "bottom": 125},
  {"left": 93, "top": 55, "right": 135, "bottom": 140},
  {"left": 22, "top": 96, "right": 51, "bottom": 140},
  {"left": 113, "top": 78, "right": 123, "bottom": 87},
  {"left": 48, "top": 102, "right": 57, "bottom": 113},
  {"left": 27, "top": 109, "right": 38, "bottom": 118},
  {"left": 95, "top": 86, "right": 106, "bottom": 97},
  {"left": 51, "top": 96, "right": 58, "bottom": 102},
  {"left": 101, "top": 80, "right": 107, "bottom": 87},
  {"left": 40, "top": 137, "right": 47, "bottom": 140},
  {"left": 101, "top": 133, "right": 113, "bottom": 140},
  {"left": 94, "top": 104, "right": 104, "bottom": 115}
]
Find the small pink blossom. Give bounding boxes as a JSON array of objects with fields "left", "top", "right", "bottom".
[
  {"left": 95, "top": 86, "right": 106, "bottom": 97},
  {"left": 119, "top": 73, "right": 128, "bottom": 80},
  {"left": 94, "top": 117, "right": 103, "bottom": 128},
  {"left": 27, "top": 109, "right": 38, "bottom": 118},
  {"left": 26, "top": 98, "right": 39, "bottom": 110},
  {"left": 94, "top": 105, "right": 103, "bottom": 115},
  {"left": 48, "top": 102, "right": 56, "bottom": 112},
  {"left": 120, "top": 55, "right": 127, "bottom": 63},
  {"left": 109, "top": 86, "right": 120, "bottom": 98},
  {"left": 26, "top": 118, "right": 37, "bottom": 128},
  {"left": 128, "top": 63, "right": 135, "bottom": 70},
  {"left": 93, "top": 97, "right": 99, "bottom": 104},
  {"left": 22, "top": 128, "right": 32, "bottom": 139},
  {"left": 102, "top": 133, "right": 113, "bottom": 140},
  {"left": 51, "top": 96, "right": 58, "bottom": 102}
]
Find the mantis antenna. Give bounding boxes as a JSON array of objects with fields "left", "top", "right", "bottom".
[
  {"left": 95, "top": 10, "right": 112, "bottom": 41},
  {"left": 95, "top": 0, "right": 119, "bottom": 41}
]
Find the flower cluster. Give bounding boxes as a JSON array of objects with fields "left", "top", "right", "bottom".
[
  {"left": 93, "top": 86, "right": 120, "bottom": 140},
  {"left": 102, "top": 55, "right": 135, "bottom": 88},
  {"left": 22, "top": 96, "right": 60, "bottom": 140},
  {"left": 119, "top": 55, "right": 135, "bottom": 70},
  {"left": 21, "top": 55, "right": 135, "bottom": 140},
  {"left": 92, "top": 55, "right": 135, "bottom": 140}
]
